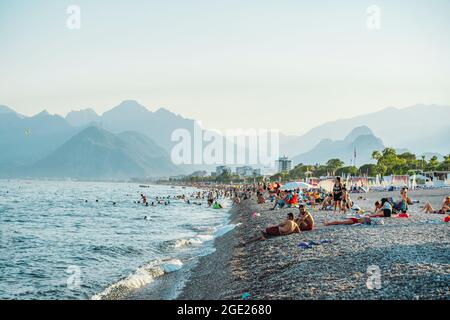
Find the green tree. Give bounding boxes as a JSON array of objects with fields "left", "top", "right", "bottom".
[
  {"left": 326, "top": 158, "right": 345, "bottom": 175},
  {"left": 336, "top": 166, "right": 358, "bottom": 177},
  {"left": 358, "top": 164, "right": 378, "bottom": 176}
]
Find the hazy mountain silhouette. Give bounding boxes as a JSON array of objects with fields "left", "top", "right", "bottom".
[
  {"left": 66, "top": 108, "right": 101, "bottom": 126},
  {"left": 0, "top": 110, "right": 80, "bottom": 168},
  {"left": 292, "top": 126, "right": 385, "bottom": 165},
  {"left": 281, "top": 104, "right": 450, "bottom": 156},
  {"left": 66, "top": 100, "right": 196, "bottom": 154},
  {"left": 22, "top": 126, "right": 180, "bottom": 179}
]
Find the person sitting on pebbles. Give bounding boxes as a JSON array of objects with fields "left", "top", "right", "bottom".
[
  {"left": 367, "top": 198, "right": 393, "bottom": 218},
  {"left": 295, "top": 204, "right": 315, "bottom": 231},
  {"left": 422, "top": 196, "right": 450, "bottom": 214},
  {"left": 245, "top": 213, "right": 300, "bottom": 243},
  {"left": 257, "top": 193, "right": 266, "bottom": 204}
]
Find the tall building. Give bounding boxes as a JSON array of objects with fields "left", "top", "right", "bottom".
[
  {"left": 276, "top": 156, "right": 292, "bottom": 173},
  {"left": 216, "top": 166, "right": 231, "bottom": 175}
]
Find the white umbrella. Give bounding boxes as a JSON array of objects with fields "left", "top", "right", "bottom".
[{"left": 280, "top": 181, "right": 315, "bottom": 190}]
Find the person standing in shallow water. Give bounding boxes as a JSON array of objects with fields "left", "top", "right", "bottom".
[{"left": 333, "top": 177, "right": 343, "bottom": 213}]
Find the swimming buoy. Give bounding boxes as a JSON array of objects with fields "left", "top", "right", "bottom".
[{"left": 444, "top": 216, "right": 450, "bottom": 223}]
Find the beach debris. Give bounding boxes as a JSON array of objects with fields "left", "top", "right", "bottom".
[
  {"left": 397, "top": 213, "right": 410, "bottom": 218},
  {"left": 444, "top": 216, "right": 450, "bottom": 223},
  {"left": 241, "top": 292, "right": 251, "bottom": 300},
  {"left": 298, "top": 239, "right": 333, "bottom": 249},
  {"left": 298, "top": 242, "right": 313, "bottom": 249}
]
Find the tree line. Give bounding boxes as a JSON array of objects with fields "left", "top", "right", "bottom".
[{"left": 273, "top": 148, "right": 450, "bottom": 180}]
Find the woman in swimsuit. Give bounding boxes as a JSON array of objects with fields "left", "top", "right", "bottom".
[
  {"left": 332, "top": 177, "right": 343, "bottom": 213},
  {"left": 422, "top": 196, "right": 450, "bottom": 214}
]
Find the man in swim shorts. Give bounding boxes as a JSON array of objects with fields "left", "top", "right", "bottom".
[
  {"left": 295, "top": 204, "right": 315, "bottom": 231},
  {"left": 262, "top": 212, "right": 300, "bottom": 237}
]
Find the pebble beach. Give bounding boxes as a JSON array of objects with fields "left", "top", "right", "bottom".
[{"left": 179, "top": 189, "right": 450, "bottom": 300}]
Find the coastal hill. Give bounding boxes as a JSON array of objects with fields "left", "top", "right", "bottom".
[
  {"left": 65, "top": 100, "right": 196, "bottom": 154},
  {"left": 292, "top": 126, "right": 385, "bottom": 165},
  {"left": 0, "top": 109, "right": 80, "bottom": 168},
  {"left": 280, "top": 104, "right": 450, "bottom": 156},
  {"left": 23, "top": 126, "right": 179, "bottom": 179}
]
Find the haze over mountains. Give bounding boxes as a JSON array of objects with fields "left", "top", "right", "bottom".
[
  {"left": 25, "top": 127, "right": 178, "bottom": 179},
  {"left": 0, "top": 101, "right": 448, "bottom": 179},
  {"left": 292, "top": 126, "right": 384, "bottom": 165},
  {"left": 280, "top": 104, "right": 450, "bottom": 157}
]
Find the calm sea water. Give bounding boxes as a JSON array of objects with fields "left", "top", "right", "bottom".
[{"left": 0, "top": 180, "right": 233, "bottom": 300}]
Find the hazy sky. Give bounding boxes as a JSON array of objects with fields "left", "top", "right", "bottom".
[{"left": 1, "top": 0, "right": 449, "bottom": 135}]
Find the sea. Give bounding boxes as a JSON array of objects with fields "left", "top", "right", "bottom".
[{"left": 0, "top": 180, "right": 235, "bottom": 300}]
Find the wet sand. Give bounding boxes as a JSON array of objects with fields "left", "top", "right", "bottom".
[{"left": 179, "top": 189, "right": 450, "bottom": 300}]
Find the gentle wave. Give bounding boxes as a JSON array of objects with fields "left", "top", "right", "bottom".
[{"left": 91, "top": 259, "right": 183, "bottom": 300}]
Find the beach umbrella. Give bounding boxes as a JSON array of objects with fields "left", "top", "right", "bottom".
[{"left": 280, "top": 181, "right": 314, "bottom": 190}]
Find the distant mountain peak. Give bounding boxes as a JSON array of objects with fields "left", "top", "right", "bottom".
[
  {"left": 344, "top": 126, "right": 374, "bottom": 142},
  {"left": 155, "top": 107, "right": 172, "bottom": 114}
]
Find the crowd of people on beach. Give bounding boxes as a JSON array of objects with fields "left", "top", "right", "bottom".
[{"left": 228, "top": 178, "right": 450, "bottom": 242}]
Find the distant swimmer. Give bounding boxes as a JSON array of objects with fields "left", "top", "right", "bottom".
[{"left": 113, "top": 202, "right": 116, "bottom": 206}]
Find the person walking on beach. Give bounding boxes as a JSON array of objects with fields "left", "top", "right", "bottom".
[
  {"left": 332, "top": 177, "right": 343, "bottom": 213},
  {"left": 295, "top": 204, "right": 315, "bottom": 231}
]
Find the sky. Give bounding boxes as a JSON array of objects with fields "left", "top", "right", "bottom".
[{"left": 1, "top": 0, "right": 450, "bottom": 135}]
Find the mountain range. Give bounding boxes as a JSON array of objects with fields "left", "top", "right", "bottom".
[
  {"left": 23, "top": 127, "right": 178, "bottom": 179},
  {"left": 279, "top": 104, "right": 450, "bottom": 156},
  {"left": 292, "top": 126, "right": 384, "bottom": 165},
  {"left": 0, "top": 101, "right": 448, "bottom": 178}
]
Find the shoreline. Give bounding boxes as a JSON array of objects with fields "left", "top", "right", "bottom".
[
  {"left": 177, "top": 202, "right": 242, "bottom": 300},
  {"left": 179, "top": 189, "right": 450, "bottom": 300}
]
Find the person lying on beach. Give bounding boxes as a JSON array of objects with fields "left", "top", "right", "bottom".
[
  {"left": 245, "top": 213, "right": 300, "bottom": 244},
  {"left": 295, "top": 205, "right": 314, "bottom": 231},
  {"left": 324, "top": 216, "right": 372, "bottom": 226},
  {"left": 422, "top": 196, "right": 450, "bottom": 214}
]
